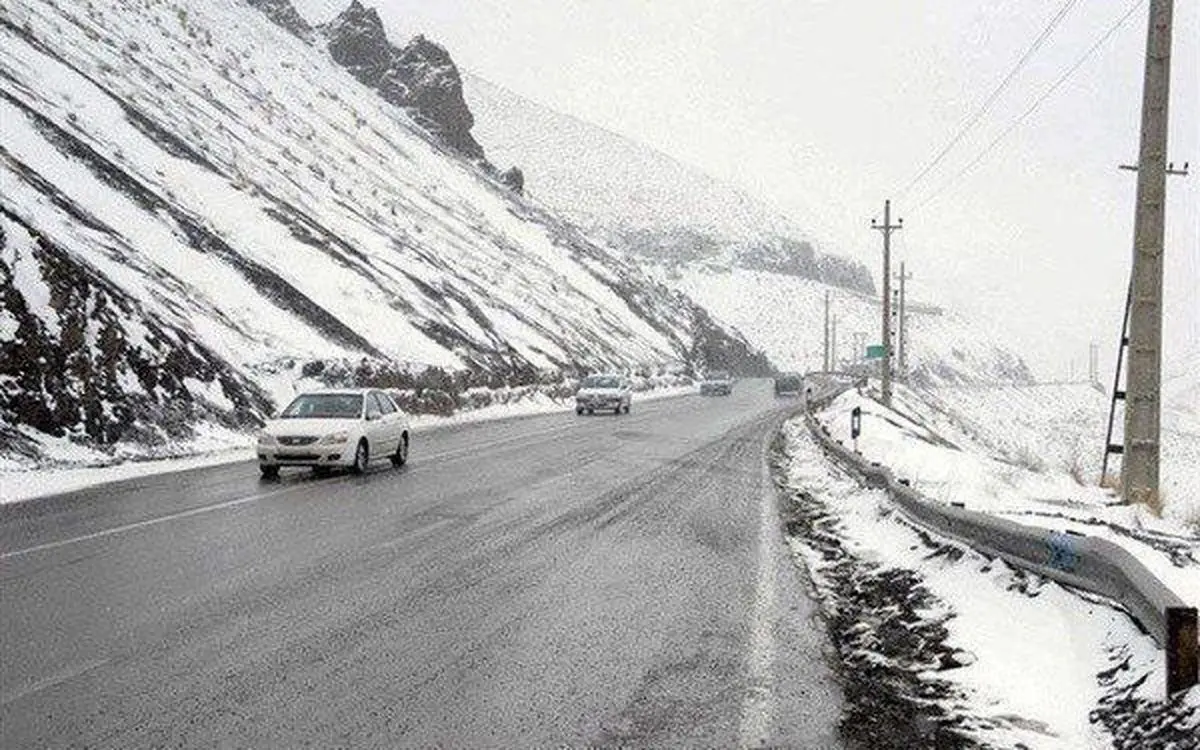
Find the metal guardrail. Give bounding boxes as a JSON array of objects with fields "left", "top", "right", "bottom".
[{"left": 800, "top": 379, "right": 1198, "bottom": 697}]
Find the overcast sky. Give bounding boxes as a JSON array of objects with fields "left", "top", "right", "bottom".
[{"left": 294, "top": 0, "right": 1197, "bottom": 380}]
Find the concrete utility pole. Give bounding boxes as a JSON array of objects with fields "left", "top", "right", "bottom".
[
  {"left": 823, "top": 290, "right": 831, "bottom": 372},
  {"left": 1089, "top": 342, "right": 1100, "bottom": 385},
  {"left": 896, "top": 263, "right": 912, "bottom": 379},
  {"left": 831, "top": 316, "right": 838, "bottom": 371},
  {"left": 871, "top": 200, "right": 902, "bottom": 407},
  {"left": 1123, "top": 0, "right": 1175, "bottom": 511}
]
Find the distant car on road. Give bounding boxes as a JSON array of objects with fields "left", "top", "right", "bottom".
[
  {"left": 257, "top": 388, "right": 410, "bottom": 478},
  {"left": 774, "top": 372, "right": 804, "bottom": 396},
  {"left": 700, "top": 370, "right": 734, "bottom": 396},
  {"left": 575, "top": 374, "right": 632, "bottom": 415}
]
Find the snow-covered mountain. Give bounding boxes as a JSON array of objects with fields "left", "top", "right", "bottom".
[
  {"left": 0, "top": 0, "right": 771, "bottom": 465},
  {"left": 462, "top": 72, "right": 1034, "bottom": 385},
  {"left": 464, "top": 74, "right": 875, "bottom": 295},
  {"left": 661, "top": 265, "right": 1033, "bottom": 386}
]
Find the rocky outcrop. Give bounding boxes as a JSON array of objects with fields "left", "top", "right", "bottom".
[
  {"left": 323, "top": 1, "right": 484, "bottom": 159},
  {"left": 739, "top": 236, "right": 875, "bottom": 294},
  {"left": 499, "top": 166, "right": 525, "bottom": 194},
  {"left": 243, "top": 0, "right": 486, "bottom": 161},
  {"left": 244, "top": 0, "right": 312, "bottom": 39},
  {"left": 0, "top": 211, "right": 271, "bottom": 449},
  {"left": 618, "top": 227, "right": 877, "bottom": 296}
]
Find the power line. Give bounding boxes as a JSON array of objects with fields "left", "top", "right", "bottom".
[
  {"left": 910, "top": 0, "right": 1148, "bottom": 215},
  {"left": 898, "top": 0, "right": 1082, "bottom": 199}
]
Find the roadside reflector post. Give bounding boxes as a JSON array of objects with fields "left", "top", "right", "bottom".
[
  {"left": 1166, "top": 606, "right": 1198, "bottom": 696},
  {"left": 851, "top": 406, "right": 862, "bottom": 452}
]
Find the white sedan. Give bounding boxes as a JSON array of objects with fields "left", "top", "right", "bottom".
[
  {"left": 574, "top": 374, "right": 632, "bottom": 415},
  {"left": 257, "top": 389, "right": 410, "bottom": 478}
]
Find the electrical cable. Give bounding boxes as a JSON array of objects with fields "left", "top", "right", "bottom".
[
  {"left": 898, "top": 0, "right": 1082, "bottom": 199},
  {"left": 909, "top": 0, "right": 1147, "bottom": 216}
]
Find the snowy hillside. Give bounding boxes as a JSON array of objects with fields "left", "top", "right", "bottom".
[
  {"left": 922, "top": 382, "right": 1200, "bottom": 529},
  {"left": 660, "top": 265, "right": 1033, "bottom": 386},
  {"left": 1164, "top": 349, "right": 1200, "bottom": 433},
  {"left": 0, "top": 0, "right": 769, "bottom": 466},
  {"left": 463, "top": 74, "right": 875, "bottom": 294}
]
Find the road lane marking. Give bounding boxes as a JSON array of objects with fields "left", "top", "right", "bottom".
[
  {"left": 415, "top": 422, "right": 584, "bottom": 464},
  {"left": 739, "top": 444, "right": 778, "bottom": 748},
  {"left": 413, "top": 391, "right": 700, "bottom": 464},
  {"left": 0, "top": 397, "right": 697, "bottom": 561},
  {"left": 0, "top": 657, "right": 109, "bottom": 706},
  {"left": 1, "top": 421, "right": 586, "bottom": 561},
  {"left": 365, "top": 516, "right": 457, "bottom": 552},
  {"left": 0, "top": 486, "right": 300, "bottom": 561}
]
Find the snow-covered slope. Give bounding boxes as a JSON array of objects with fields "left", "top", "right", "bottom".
[
  {"left": 921, "top": 382, "right": 1200, "bottom": 529},
  {"left": 1164, "top": 349, "right": 1200, "bottom": 433},
  {"left": 0, "top": 0, "right": 769, "bottom": 465},
  {"left": 661, "top": 265, "right": 1033, "bottom": 386},
  {"left": 463, "top": 74, "right": 875, "bottom": 294}
]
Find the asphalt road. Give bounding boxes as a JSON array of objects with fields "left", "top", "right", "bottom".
[{"left": 0, "top": 380, "right": 843, "bottom": 748}]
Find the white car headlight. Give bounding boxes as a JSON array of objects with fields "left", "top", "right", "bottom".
[
  {"left": 257, "top": 431, "right": 277, "bottom": 445},
  {"left": 320, "top": 430, "right": 350, "bottom": 444}
]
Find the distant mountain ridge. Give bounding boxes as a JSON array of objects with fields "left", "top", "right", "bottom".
[
  {"left": 461, "top": 71, "right": 1043, "bottom": 386},
  {"left": 463, "top": 74, "right": 875, "bottom": 295}
]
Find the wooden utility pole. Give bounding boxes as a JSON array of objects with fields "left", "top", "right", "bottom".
[
  {"left": 1123, "top": 0, "right": 1174, "bottom": 511},
  {"left": 896, "top": 263, "right": 912, "bottom": 379},
  {"left": 871, "top": 200, "right": 901, "bottom": 407}
]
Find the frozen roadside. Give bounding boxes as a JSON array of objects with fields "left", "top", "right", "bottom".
[
  {"left": 813, "top": 385, "right": 1200, "bottom": 615},
  {"left": 0, "top": 384, "right": 696, "bottom": 504},
  {"left": 773, "top": 418, "right": 1199, "bottom": 749}
]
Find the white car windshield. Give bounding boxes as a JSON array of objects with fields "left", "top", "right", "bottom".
[
  {"left": 280, "top": 393, "right": 363, "bottom": 419},
  {"left": 581, "top": 376, "right": 620, "bottom": 389}
]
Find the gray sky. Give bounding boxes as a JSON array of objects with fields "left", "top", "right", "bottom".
[{"left": 295, "top": 0, "right": 1197, "bottom": 380}]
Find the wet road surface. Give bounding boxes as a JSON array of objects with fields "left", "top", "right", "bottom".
[{"left": 1, "top": 380, "right": 843, "bottom": 747}]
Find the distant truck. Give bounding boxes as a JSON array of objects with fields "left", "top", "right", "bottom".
[{"left": 774, "top": 373, "right": 804, "bottom": 397}]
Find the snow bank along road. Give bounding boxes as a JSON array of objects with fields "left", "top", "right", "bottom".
[{"left": 0, "top": 381, "right": 842, "bottom": 748}]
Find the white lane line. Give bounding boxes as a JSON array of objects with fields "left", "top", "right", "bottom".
[
  {"left": 0, "top": 486, "right": 298, "bottom": 561},
  {"left": 1, "top": 423, "right": 580, "bottom": 561},
  {"left": 365, "top": 516, "right": 457, "bottom": 552},
  {"left": 738, "top": 444, "right": 778, "bottom": 748},
  {"left": 0, "top": 414, "right": 639, "bottom": 561},
  {"left": 415, "top": 422, "right": 582, "bottom": 464},
  {"left": 0, "top": 657, "right": 109, "bottom": 706}
]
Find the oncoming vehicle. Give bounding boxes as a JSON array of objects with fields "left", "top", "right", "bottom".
[
  {"left": 699, "top": 370, "right": 734, "bottom": 396},
  {"left": 774, "top": 372, "right": 804, "bottom": 396},
  {"left": 575, "top": 374, "right": 632, "bottom": 415},
  {"left": 257, "top": 389, "right": 410, "bottom": 478}
]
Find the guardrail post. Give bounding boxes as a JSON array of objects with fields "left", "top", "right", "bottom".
[{"left": 1166, "top": 607, "right": 1198, "bottom": 696}]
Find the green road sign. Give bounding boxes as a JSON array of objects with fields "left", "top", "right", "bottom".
[{"left": 866, "top": 344, "right": 887, "bottom": 359}]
